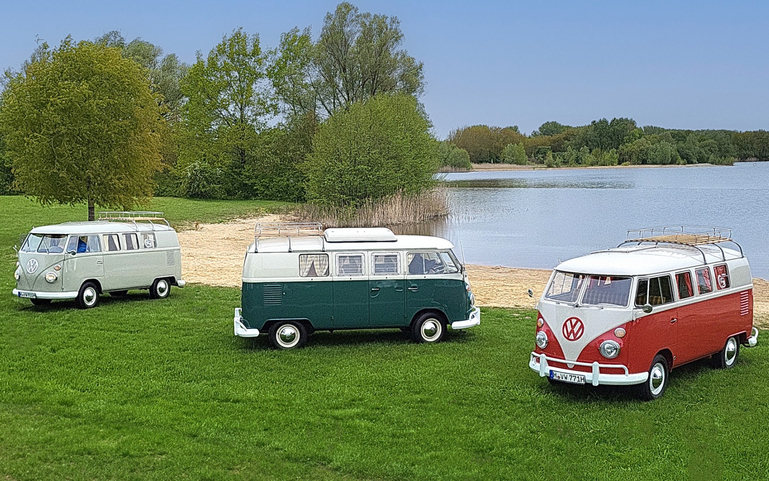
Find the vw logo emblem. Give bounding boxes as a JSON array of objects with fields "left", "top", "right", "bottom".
[
  {"left": 562, "top": 317, "right": 584, "bottom": 341},
  {"left": 26, "top": 259, "right": 38, "bottom": 274}
]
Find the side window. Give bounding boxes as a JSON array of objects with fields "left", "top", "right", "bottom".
[
  {"left": 141, "top": 233, "right": 156, "bottom": 249},
  {"left": 636, "top": 276, "right": 673, "bottom": 306},
  {"left": 714, "top": 264, "right": 730, "bottom": 290},
  {"left": 337, "top": 254, "right": 364, "bottom": 276},
  {"left": 67, "top": 235, "right": 101, "bottom": 253},
  {"left": 635, "top": 279, "right": 649, "bottom": 306},
  {"left": 696, "top": 267, "right": 712, "bottom": 294},
  {"left": 372, "top": 253, "right": 400, "bottom": 275},
  {"left": 648, "top": 275, "right": 673, "bottom": 305},
  {"left": 124, "top": 233, "right": 139, "bottom": 251},
  {"left": 299, "top": 254, "right": 329, "bottom": 277},
  {"left": 407, "top": 252, "right": 426, "bottom": 275},
  {"left": 408, "top": 252, "right": 454, "bottom": 275},
  {"left": 676, "top": 272, "right": 694, "bottom": 300},
  {"left": 104, "top": 234, "right": 120, "bottom": 252}
]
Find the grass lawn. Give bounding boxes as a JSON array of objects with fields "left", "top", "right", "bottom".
[{"left": 2, "top": 196, "right": 768, "bottom": 480}]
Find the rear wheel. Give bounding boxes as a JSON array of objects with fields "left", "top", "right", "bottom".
[
  {"left": 637, "top": 354, "right": 669, "bottom": 401},
  {"left": 149, "top": 278, "right": 170, "bottom": 299},
  {"left": 412, "top": 313, "right": 446, "bottom": 343},
  {"left": 76, "top": 282, "right": 100, "bottom": 309},
  {"left": 713, "top": 336, "right": 740, "bottom": 369},
  {"left": 268, "top": 321, "right": 307, "bottom": 349}
]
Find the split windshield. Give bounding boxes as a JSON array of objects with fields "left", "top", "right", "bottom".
[
  {"left": 21, "top": 234, "right": 67, "bottom": 254},
  {"left": 545, "top": 271, "right": 632, "bottom": 307}
]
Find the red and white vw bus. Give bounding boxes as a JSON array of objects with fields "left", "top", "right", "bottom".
[{"left": 530, "top": 227, "right": 759, "bottom": 400}]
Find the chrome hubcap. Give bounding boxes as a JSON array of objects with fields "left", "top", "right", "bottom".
[
  {"left": 649, "top": 363, "right": 665, "bottom": 396},
  {"left": 421, "top": 319, "right": 441, "bottom": 341},
  {"left": 157, "top": 280, "right": 168, "bottom": 296},
  {"left": 277, "top": 325, "right": 299, "bottom": 347},
  {"left": 725, "top": 338, "right": 737, "bottom": 365},
  {"left": 84, "top": 288, "right": 97, "bottom": 306}
]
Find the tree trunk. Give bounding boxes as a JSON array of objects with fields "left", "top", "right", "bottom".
[{"left": 88, "top": 201, "right": 95, "bottom": 221}]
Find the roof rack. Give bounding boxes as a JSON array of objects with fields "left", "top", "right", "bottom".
[
  {"left": 98, "top": 211, "right": 170, "bottom": 229},
  {"left": 619, "top": 226, "right": 742, "bottom": 263},
  {"left": 255, "top": 222, "right": 324, "bottom": 239}
]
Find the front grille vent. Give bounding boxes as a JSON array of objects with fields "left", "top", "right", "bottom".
[{"left": 264, "top": 284, "right": 283, "bottom": 306}]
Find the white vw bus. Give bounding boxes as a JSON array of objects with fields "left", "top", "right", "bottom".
[
  {"left": 13, "top": 212, "right": 185, "bottom": 308},
  {"left": 234, "top": 223, "right": 480, "bottom": 349},
  {"left": 530, "top": 227, "right": 759, "bottom": 400}
]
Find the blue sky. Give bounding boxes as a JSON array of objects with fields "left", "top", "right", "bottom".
[{"left": 2, "top": 0, "right": 768, "bottom": 137}]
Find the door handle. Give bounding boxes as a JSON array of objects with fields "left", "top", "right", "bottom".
[
  {"left": 408, "top": 286, "right": 419, "bottom": 292},
  {"left": 395, "top": 287, "right": 404, "bottom": 292},
  {"left": 670, "top": 318, "right": 677, "bottom": 324},
  {"left": 371, "top": 287, "right": 380, "bottom": 292},
  {"left": 96, "top": 261, "right": 103, "bottom": 265}
]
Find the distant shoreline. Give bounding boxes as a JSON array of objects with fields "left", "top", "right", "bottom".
[{"left": 455, "top": 162, "right": 722, "bottom": 172}]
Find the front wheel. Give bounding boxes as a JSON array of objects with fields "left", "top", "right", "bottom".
[
  {"left": 412, "top": 313, "right": 446, "bottom": 343},
  {"left": 637, "top": 354, "right": 669, "bottom": 401},
  {"left": 76, "top": 282, "right": 100, "bottom": 309},
  {"left": 268, "top": 321, "right": 307, "bottom": 349},
  {"left": 713, "top": 336, "right": 740, "bottom": 369},
  {"left": 149, "top": 278, "right": 170, "bottom": 299}
]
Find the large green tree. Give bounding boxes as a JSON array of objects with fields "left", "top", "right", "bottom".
[
  {"left": 305, "top": 94, "right": 437, "bottom": 206},
  {"left": 274, "top": 2, "right": 424, "bottom": 117},
  {"left": 0, "top": 38, "right": 163, "bottom": 220},
  {"left": 177, "top": 28, "right": 276, "bottom": 198}
]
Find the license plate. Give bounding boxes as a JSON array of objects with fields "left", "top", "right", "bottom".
[
  {"left": 550, "top": 370, "right": 586, "bottom": 385},
  {"left": 18, "top": 292, "right": 35, "bottom": 298}
]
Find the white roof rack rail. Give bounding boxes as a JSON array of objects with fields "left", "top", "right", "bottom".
[
  {"left": 98, "top": 211, "right": 170, "bottom": 229},
  {"left": 619, "top": 225, "right": 742, "bottom": 262},
  {"left": 255, "top": 222, "right": 324, "bottom": 239}
]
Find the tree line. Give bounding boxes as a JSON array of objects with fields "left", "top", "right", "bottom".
[
  {"left": 0, "top": 3, "right": 437, "bottom": 217},
  {"left": 445, "top": 119, "right": 769, "bottom": 168}
]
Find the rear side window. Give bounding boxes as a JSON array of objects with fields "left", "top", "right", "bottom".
[
  {"left": 141, "top": 233, "right": 156, "bottom": 249},
  {"left": 636, "top": 275, "right": 673, "bottom": 306},
  {"left": 337, "top": 254, "right": 364, "bottom": 276},
  {"left": 696, "top": 267, "right": 712, "bottom": 294},
  {"left": 676, "top": 272, "right": 694, "bottom": 299},
  {"left": 124, "top": 233, "right": 139, "bottom": 250},
  {"left": 714, "top": 264, "right": 730, "bottom": 290},
  {"left": 299, "top": 254, "right": 329, "bottom": 277}
]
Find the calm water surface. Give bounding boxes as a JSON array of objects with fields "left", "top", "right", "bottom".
[{"left": 415, "top": 163, "right": 769, "bottom": 278}]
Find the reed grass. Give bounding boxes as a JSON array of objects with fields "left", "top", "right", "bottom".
[{"left": 295, "top": 189, "right": 449, "bottom": 227}]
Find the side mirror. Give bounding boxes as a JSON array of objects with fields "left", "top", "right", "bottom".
[
  {"left": 642, "top": 304, "right": 653, "bottom": 314},
  {"left": 527, "top": 288, "right": 534, "bottom": 298}
]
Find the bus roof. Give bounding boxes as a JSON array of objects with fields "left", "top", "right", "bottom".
[
  {"left": 251, "top": 234, "right": 455, "bottom": 253},
  {"left": 556, "top": 244, "right": 746, "bottom": 277},
  {"left": 29, "top": 221, "right": 175, "bottom": 235}
]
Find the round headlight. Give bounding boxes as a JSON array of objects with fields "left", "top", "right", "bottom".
[
  {"left": 536, "top": 331, "right": 549, "bottom": 349},
  {"left": 45, "top": 271, "right": 58, "bottom": 283},
  {"left": 599, "top": 340, "right": 620, "bottom": 359}
]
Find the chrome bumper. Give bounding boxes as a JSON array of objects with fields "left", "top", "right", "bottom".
[
  {"left": 530, "top": 352, "right": 648, "bottom": 386},
  {"left": 13, "top": 289, "right": 78, "bottom": 300},
  {"left": 451, "top": 306, "right": 481, "bottom": 330},
  {"left": 747, "top": 327, "right": 759, "bottom": 347},
  {"left": 233, "top": 308, "right": 260, "bottom": 337}
]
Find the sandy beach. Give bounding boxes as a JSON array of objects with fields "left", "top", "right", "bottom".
[{"left": 177, "top": 217, "right": 768, "bottom": 327}]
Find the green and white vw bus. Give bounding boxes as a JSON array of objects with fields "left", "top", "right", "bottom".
[
  {"left": 13, "top": 212, "right": 185, "bottom": 308},
  {"left": 234, "top": 223, "right": 480, "bottom": 349}
]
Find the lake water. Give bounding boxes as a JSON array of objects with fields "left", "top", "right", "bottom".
[{"left": 421, "top": 162, "right": 769, "bottom": 279}]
